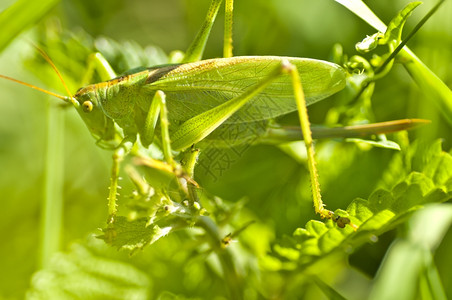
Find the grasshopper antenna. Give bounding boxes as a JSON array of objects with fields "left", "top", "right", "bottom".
[
  {"left": 0, "top": 46, "right": 79, "bottom": 107},
  {"left": 0, "top": 74, "right": 70, "bottom": 102}
]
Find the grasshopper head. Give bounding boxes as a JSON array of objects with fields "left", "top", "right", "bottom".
[
  {"left": 1, "top": 48, "right": 117, "bottom": 145},
  {"left": 73, "top": 85, "right": 115, "bottom": 142}
]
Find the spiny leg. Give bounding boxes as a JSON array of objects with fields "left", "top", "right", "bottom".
[
  {"left": 285, "top": 64, "right": 357, "bottom": 227},
  {"left": 283, "top": 63, "right": 333, "bottom": 219},
  {"left": 156, "top": 91, "right": 175, "bottom": 167},
  {"left": 223, "top": 0, "right": 234, "bottom": 58},
  {"left": 262, "top": 119, "right": 430, "bottom": 142},
  {"left": 170, "top": 64, "right": 285, "bottom": 151},
  {"left": 80, "top": 52, "right": 129, "bottom": 224},
  {"left": 108, "top": 137, "right": 135, "bottom": 224},
  {"left": 168, "top": 60, "right": 350, "bottom": 224},
  {"left": 183, "top": 0, "right": 224, "bottom": 63},
  {"left": 141, "top": 90, "right": 162, "bottom": 148},
  {"left": 157, "top": 90, "right": 204, "bottom": 200},
  {"left": 183, "top": 0, "right": 235, "bottom": 62}
]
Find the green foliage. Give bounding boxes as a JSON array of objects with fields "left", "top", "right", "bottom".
[
  {"left": 0, "top": 0, "right": 452, "bottom": 299},
  {"left": 269, "top": 139, "right": 452, "bottom": 272},
  {"left": 336, "top": 0, "right": 452, "bottom": 125},
  {"left": 382, "top": 2, "right": 422, "bottom": 44},
  {"left": 26, "top": 241, "right": 151, "bottom": 300},
  {"left": 355, "top": 1, "right": 422, "bottom": 53},
  {"left": 368, "top": 204, "right": 452, "bottom": 300}
]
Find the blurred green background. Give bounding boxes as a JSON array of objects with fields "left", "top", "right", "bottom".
[{"left": 0, "top": 0, "right": 451, "bottom": 299}]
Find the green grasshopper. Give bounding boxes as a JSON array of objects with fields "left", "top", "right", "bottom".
[{"left": 0, "top": 0, "right": 421, "bottom": 228}]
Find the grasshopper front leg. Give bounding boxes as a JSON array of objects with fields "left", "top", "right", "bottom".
[
  {"left": 107, "top": 90, "right": 179, "bottom": 224},
  {"left": 81, "top": 52, "right": 133, "bottom": 224},
  {"left": 82, "top": 53, "right": 195, "bottom": 223},
  {"left": 108, "top": 137, "right": 135, "bottom": 224}
]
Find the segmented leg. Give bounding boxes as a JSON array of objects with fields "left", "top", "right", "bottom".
[
  {"left": 223, "top": 0, "right": 234, "bottom": 58},
  {"left": 183, "top": 0, "right": 224, "bottom": 63},
  {"left": 80, "top": 52, "right": 135, "bottom": 224},
  {"left": 81, "top": 52, "right": 117, "bottom": 85},
  {"left": 107, "top": 138, "right": 134, "bottom": 224},
  {"left": 168, "top": 60, "right": 341, "bottom": 221},
  {"left": 283, "top": 62, "right": 334, "bottom": 219}
]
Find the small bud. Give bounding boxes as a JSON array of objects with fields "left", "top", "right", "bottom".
[{"left": 355, "top": 32, "right": 383, "bottom": 53}]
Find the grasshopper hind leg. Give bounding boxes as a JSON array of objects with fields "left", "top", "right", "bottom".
[
  {"left": 283, "top": 61, "right": 355, "bottom": 227},
  {"left": 167, "top": 59, "right": 353, "bottom": 227}
]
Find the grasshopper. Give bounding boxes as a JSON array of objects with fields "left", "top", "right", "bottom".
[{"left": 0, "top": 0, "right": 423, "bottom": 228}]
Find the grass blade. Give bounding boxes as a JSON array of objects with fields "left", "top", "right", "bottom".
[
  {"left": 40, "top": 100, "right": 65, "bottom": 268},
  {"left": 0, "top": 0, "right": 60, "bottom": 51}
]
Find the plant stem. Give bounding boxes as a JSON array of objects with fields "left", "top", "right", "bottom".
[
  {"left": 336, "top": 0, "right": 452, "bottom": 126},
  {"left": 40, "top": 99, "right": 64, "bottom": 268},
  {"left": 197, "top": 216, "right": 243, "bottom": 300}
]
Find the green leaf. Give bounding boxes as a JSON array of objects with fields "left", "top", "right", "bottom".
[
  {"left": 401, "top": 48, "right": 452, "bottom": 125},
  {"left": 334, "top": 0, "right": 452, "bottom": 125},
  {"left": 99, "top": 217, "right": 174, "bottom": 252},
  {"left": 381, "top": 2, "right": 422, "bottom": 45},
  {"left": 267, "top": 140, "right": 452, "bottom": 272},
  {"left": 26, "top": 241, "right": 151, "bottom": 300},
  {"left": 98, "top": 192, "right": 204, "bottom": 251},
  {"left": 419, "top": 253, "right": 448, "bottom": 300},
  {"left": 312, "top": 276, "right": 348, "bottom": 300},
  {"left": 346, "top": 138, "right": 401, "bottom": 150},
  {"left": 334, "top": 0, "right": 386, "bottom": 32},
  {"left": 369, "top": 204, "right": 452, "bottom": 300}
]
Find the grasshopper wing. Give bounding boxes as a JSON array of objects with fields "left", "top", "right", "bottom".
[{"left": 144, "top": 56, "right": 346, "bottom": 124}]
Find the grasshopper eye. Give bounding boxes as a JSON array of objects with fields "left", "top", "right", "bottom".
[{"left": 82, "top": 100, "right": 93, "bottom": 112}]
